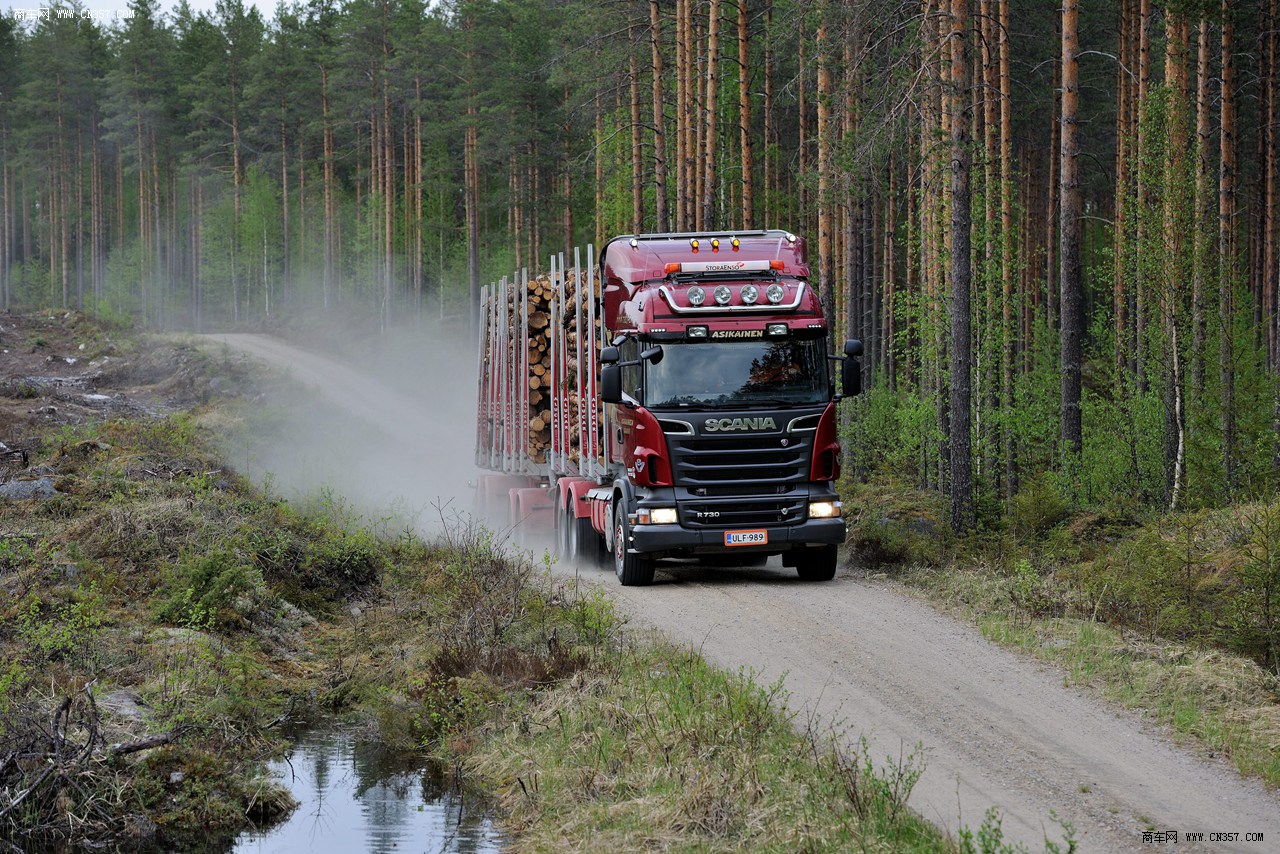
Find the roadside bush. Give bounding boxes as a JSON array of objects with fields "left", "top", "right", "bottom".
[
  {"left": 157, "top": 550, "right": 270, "bottom": 631},
  {"left": 16, "top": 583, "right": 105, "bottom": 662},
  {"left": 1230, "top": 502, "right": 1280, "bottom": 675},
  {"left": 303, "top": 522, "right": 386, "bottom": 592},
  {"left": 841, "top": 477, "right": 948, "bottom": 568},
  {"left": 1008, "top": 476, "right": 1070, "bottom": 542}
]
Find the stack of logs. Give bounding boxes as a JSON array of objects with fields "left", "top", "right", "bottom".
[{"left": 520, "top": 268, "right": 598, "bottom": 464}]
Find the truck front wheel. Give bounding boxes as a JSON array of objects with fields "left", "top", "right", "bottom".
[
  {"left": 614, "top": 506, "right": 655, "bottom": 586},
  {"left": 794, "top": 545, "right": 838, "bottom": 581}
]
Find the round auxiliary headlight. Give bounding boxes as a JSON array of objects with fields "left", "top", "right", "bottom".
[
  {"left": 714, "top": 285, "right": 732, "bottom": 305},
  {"left": 687, "top": 286, "right": 706, "bottom": 306},
  {"left": 766, "top": 283, "right": 785, "bottom": 304},
  {"left": 741, "top": 284, "right": 759, "bottom": 305}
]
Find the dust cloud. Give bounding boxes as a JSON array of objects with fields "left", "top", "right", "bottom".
[{"left": 207, "top": 318, "right": 489, "bottom": 537}]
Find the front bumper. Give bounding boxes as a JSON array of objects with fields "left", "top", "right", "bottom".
[{"left": 628, "top": 517, "right": 846, "bottom": 555}]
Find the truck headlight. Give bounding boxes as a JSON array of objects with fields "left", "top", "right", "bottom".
[
  {"left": 638, "top": 507, "right": 678, "bottom": 525},
  {"left": 808, "top": 501, "right": 841, "bottom": 519},
  {"left": 651, "top": 507, "right": 678, "bottom": 524}
]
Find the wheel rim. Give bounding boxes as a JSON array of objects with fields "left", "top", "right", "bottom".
[{"left": 614, "top": 511, "right": 625, "bottom": 578}]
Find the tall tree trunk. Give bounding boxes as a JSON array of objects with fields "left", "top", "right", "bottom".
[
  {"left": 630, "top": 20, "right": 644, "bottom": 233},
  {"left": 1264, "top": 0, "right": 1274, "bottom": 468},
  {"left": 1115, "top": 0, "right": 1132, "bottom": 378},
  {"left": 885, "top": 158, "right": 898, "bottom": 387},
  {"left": 466, "top": 106, "right": 479, "bottom": 332},
  {"left": 415, "top": 78, "right": 424, "bottom": 315},
  {"left": 0, "top": 126, "right": 6, "bottom": 311},
  {"left": 763, "top": 0, "right": 775, "bottom": 220},
  {"left": 1135, "top": 0, "right": 1151, "bottom": 386},
  {"left": 950, "top": 0, "right": 974, "bottom": 530},
  {"left": 1221, "top": 0, "right": 1238, "bottom": 496},
  {"left": 594, "top": 75, "right": 605, "bottom": 247},
  {"left": 675, "top": 0, "right": 687, "bottom": 231},
  {"left": 1192, "top": 18, "right": 1212, "bottom": 401},
  {"left": 1060, "top": 0, "right": 1083, "bottom": 457},
  {"left": 563, "top": 85, "right": 574, "bottom": 263},
  {"left": 1268, "top": 0, "right": 1280, "bottom": 467},
  {"left": 702, "top": 0, "right": 721, "bottom": 229},
  {"left": 999, "top": 0, "right": 1016, "bottom": 493},
  {"left": 1164, "top": 15, "right": 1191, "bottom": 507},
  {"left": 382, "top": 54, "right": 393, "bottom": 332},
  {"left": 651, "top": 0, "right": 669, "bottom": 232},
  {"left": 322, "top": 64, "right": 334, "bottom": 311},
  {"left": 816, "top": 10, "right": 835, "bottom": 340},
  {"left": 798, "top": 18, "right": 808, "bottom": 230},
  {"left": 737, "top": 0, "right": 753, "bottom": 229}
]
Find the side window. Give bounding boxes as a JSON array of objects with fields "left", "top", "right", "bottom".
[{"left": 620, "top": 338, "right": 641, "bottom": 401}]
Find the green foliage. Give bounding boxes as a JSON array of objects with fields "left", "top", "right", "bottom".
[
  {"left": 568, "top": 585, "right": 620, "bottom": 647},
  {"left": 17, "top": 583, "right": 105, "bottom": 661},
  {"left": 0, "top": 536, "right": 37, "bottom": 572},
  {"left": 1009, "top": 477, "right": 1069, "bottom": 541},
  {"left": 1233, "top": 503, "right": 1280, "bottom": 675},
  {"left": 156, "top": 550, "right": 269, "bottom": 631},
  {"left": 841, "top": 477, "right": 948, "bottom": 568}
]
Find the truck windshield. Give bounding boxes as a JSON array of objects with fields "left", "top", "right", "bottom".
[{"left": 643, "top": 338, "right": 829, "bottom": 409}]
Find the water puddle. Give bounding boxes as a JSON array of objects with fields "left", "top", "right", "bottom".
[{"left": 232, "top": 730, "right": 503, "bottom": 854}]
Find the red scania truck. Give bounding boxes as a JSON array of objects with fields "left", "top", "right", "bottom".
[{"left": 475, "top": 230, "right": 863, "bottom": 585}]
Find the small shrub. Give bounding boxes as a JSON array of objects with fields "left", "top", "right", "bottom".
[
  {"left": 17, "top": 584, "right": 105, "bottom": 661},
  {"left": 157, "top": 550, "right": 269, "bottom": 631},
  {"left": 303, "top": 524, "right": 386, "bottom": 592},
  {"left": 1233, "top": 502, "right": 1280, "bottom": 674},
  {"left": 1009, "top": 476, "right": 1070, "bottom": 541}
]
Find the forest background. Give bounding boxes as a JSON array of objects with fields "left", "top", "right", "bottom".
[{"left": 2, "top": 0, "right": 1280, "bottom": 532}]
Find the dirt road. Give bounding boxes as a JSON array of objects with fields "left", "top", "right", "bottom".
[{"left": 207, "top": 333, "right": 1279, "bottom": 853}]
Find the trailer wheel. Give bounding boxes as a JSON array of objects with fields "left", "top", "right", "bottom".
[
  {"left": 795, "top": 545, "right": 838, "bottom": 581},
  {"left": 614, "top": 506, "right": 655, "bottom": 586},
  {"left": 555, "top": 506, "right": 572, "bottom": 559},
  {"left": 571, "top": 513, "right": 604, "bottom": 566}
]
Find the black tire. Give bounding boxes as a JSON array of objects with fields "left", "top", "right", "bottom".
[
  {"left": 795, "top": 545, "right": 838, "bottom": 581},
  {"left": 614, "top": 505, "right": 655, "bottom": 586},
  {"left": 556, "top": 506, "right": 572, "bottom": 559},
  {"left": 571, "top": 513, "right": 604, "bottom": 566}
]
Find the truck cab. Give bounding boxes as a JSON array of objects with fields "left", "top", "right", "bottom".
[{"left": 594, "top": 231, "right": 862, "bottom": 585}]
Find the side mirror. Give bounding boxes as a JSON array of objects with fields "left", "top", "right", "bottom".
[
  {"left": 641, "top": 345, "right": 663, "bottom": 364},
  {"left": 842, "top": 338, "right": 863, "bottom": 397},
  {"left": 601, "top": 364, "right": 622, "bottom": 404},
  {"left": 601, "top": 345, "right": 620, "bottom": 365},
  {"left": 842, "top": 358, "right": 862, "bottom": 397}
]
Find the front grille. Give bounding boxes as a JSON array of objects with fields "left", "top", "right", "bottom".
[
  {"left": 681, "top": 497, "right": 808, "bottom": 528},
  {"left": 662, "top": 411, "right": 816, "bottom": 527},
  {"left": 666, "top": 432, "right": 811, "bottom": 492}
]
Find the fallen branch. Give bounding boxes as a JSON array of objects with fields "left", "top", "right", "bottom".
[{"left": 109, "top": 732, "right": 174, "bottom": 756}]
